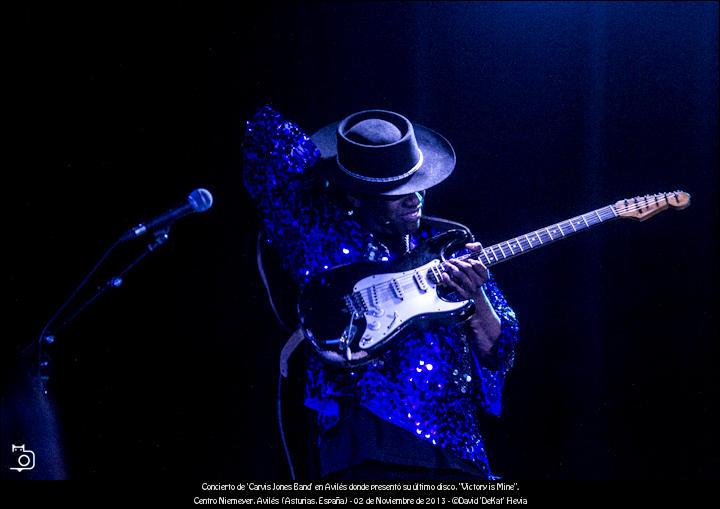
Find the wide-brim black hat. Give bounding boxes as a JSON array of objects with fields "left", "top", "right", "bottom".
[{"left": 311, "top": 110, "right": 456, "bottom": 196}]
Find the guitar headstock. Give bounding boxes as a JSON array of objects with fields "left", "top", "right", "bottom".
[{"left": 615, "top": 191, "right": 691, "bottom": 221}]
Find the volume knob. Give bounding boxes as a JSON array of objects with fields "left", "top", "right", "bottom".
[{"left": 367, "top": 321, "right": 381, "bottom": 331}]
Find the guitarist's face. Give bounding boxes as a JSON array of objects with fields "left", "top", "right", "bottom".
[{"left": 349, "top": 190, "right": 426, "bottom": 237}]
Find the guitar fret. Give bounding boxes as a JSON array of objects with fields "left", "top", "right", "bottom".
[
  {"left": 425, "top": 201, "right": 625, "bottom": 284},
  {"left": 402, "top": 200, "right": 629, "bottom": 304}
]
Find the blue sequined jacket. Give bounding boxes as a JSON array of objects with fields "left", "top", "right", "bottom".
[{"left": 243, "top": 106, "right": 519, "bottom": 477}]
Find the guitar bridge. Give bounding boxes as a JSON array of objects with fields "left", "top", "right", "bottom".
[{"left": 344, "top": 292, "right": 368, "bottom": 316}]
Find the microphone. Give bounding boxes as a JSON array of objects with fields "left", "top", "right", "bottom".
[{"left": 120, "top": 188, "right": 213, "bottom": 241}]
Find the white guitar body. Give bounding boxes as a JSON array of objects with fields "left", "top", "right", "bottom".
[{"left": 351, "top": 259, "right": 469, "bottom": 351}]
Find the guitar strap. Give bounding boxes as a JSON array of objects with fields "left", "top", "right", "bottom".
[
  {"left": 280, "top": 328, "right": 306, "bottom": 378},
  {"left": 256, "top": 232, "right": 307, "bottom": 377}
]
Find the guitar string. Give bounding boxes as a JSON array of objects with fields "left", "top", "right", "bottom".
[
  {"left": 362, "top": 199, "right": 672, "bottom": 301},
  {"left": 350, "top": 196, "right": 685, "bottom": 302},
  {"left": 365, "top": 203, "right": 624, "bottom": 296}
]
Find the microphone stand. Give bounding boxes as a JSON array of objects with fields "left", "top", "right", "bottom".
[{"left": 36, "top": 228, "right": 171, "bottom": 394}]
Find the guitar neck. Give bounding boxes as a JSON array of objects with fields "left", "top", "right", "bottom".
[{"left": 456, "top": 204, "right": 619, "bottom": 268}]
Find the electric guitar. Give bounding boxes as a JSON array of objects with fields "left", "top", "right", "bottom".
[{"left": 299, "top": 191, "right": 691, "bottom": 367}]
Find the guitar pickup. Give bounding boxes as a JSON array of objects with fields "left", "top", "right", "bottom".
[
  {"left": 390, "top": 279, "right": 404, "bottom": 300},
  {"left": 370, "top": 285, "right": 380, "bottom": 307},
  {"left": 413, "top": 270, "right": 428, "bottom": 292}
]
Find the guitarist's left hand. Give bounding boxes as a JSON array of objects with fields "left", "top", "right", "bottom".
[
  {"left": 442, "top": 242, "right": 502, "bottom": 364},
  {"left": 441, "top": 242, "right": 490, "bottom": 300}
]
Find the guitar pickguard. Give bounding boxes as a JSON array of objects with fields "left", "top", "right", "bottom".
[
  {"left": 299, "top": 228, "right": 476, "bottom": 367},
  {"left": 352, "top": 259, "right": 468, "bottom": 350}
]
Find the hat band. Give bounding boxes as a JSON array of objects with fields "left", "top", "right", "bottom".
[{"left": 336, "top": 149, "right": 424, "bottom": 183}]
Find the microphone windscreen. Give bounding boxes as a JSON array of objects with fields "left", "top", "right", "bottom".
[{"left": 188, "top": 188, "right": 214, "bottom": 212}]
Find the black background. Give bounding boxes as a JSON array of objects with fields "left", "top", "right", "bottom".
[{"left": 3, "top": 1, "right": 719, "bottom": 480}]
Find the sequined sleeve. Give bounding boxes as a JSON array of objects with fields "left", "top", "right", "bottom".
[
  {"left": 470, "top": 273, "right": 520, "bottom": 416},
  {"left": 242, "top": 106, "right": 350, "bottom": 284}
]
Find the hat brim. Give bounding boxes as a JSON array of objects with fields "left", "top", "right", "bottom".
[{"left": 311, "top": 121, "right": 456, "bottom": 196}]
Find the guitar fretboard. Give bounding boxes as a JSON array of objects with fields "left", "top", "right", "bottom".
[{"left": 456, "top": 205, "right": 618, "bottom": 268}]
